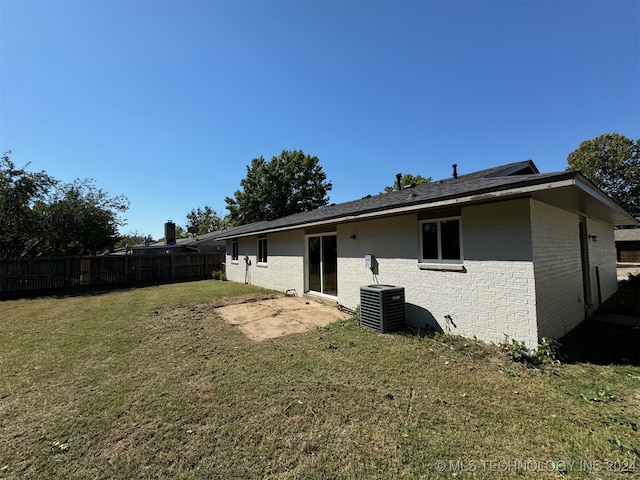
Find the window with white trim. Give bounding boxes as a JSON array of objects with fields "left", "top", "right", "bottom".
[
  {"left": 420, "top": 217, "right": 462, "bottom": 262},
  {"left": 257, "top": 237, "right": 268, "bottom": 264},
  {"left": 231, "top": 240, "right": 239, "bottom": 262}
]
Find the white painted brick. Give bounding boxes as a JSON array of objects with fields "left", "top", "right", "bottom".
[
  {"left": 586, "top": 218, "right": 618, "bottom": 303},
  {"left": 225, "top": 230, "right": 305, "bottom": 295},
  {"left": 531, "top": 200, "right": 588, "bottom": 340},
  {"left": 336, "top": 203, "right": 539, "bottom": 347}
]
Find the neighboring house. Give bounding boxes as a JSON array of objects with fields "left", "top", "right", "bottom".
[
  {"left": 615, "top": 228, "right": 640, "bottom": 263},
  {"left": 215, "top": 160, "right": 638, "bottom": 347},
  {"left": 111, "top": 222, "right": 229, "bottom": 255}
]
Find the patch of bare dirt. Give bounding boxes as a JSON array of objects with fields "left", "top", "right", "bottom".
[{"left": 216, "top": 296, "right": 351, "bottom": 341}]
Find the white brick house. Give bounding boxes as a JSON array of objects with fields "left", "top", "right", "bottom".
[{"left": 217, "top": 161, "right": 637, "bottom": 347}]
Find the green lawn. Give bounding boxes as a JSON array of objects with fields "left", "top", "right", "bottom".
[{"left": 1, "top": 280, "right": 638, "bottom": 479}]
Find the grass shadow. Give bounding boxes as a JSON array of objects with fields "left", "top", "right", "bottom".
[
  {"left": 558, "top": 319, "right": 639, "bottom": 366},
  {"left": 1, "top": 284, "right": 157, "bottom": 301},
  {"left": 558, "top": 274, "right": 639, "bottom": 366},
  {"left": 1, "top": 278, "right": 209, "bottom": 301},
  {"left": 396, "top": 324, "right": 443, "bottom": 339},
  {"left": 600, "top": 273, "right": 640, "bottom": 317}
]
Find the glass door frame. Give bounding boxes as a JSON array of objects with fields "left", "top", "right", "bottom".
[{"left": 305, "top": 232, "right": 338, "bottom": 298}]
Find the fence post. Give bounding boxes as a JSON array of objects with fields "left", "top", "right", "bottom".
[
  {"left": 204, "top": 254, "right": 208, "bottom": 279},
  {"left": 124, "top": 254, "right": 128, "bottom": 285},
  {"left": 80, "top": 256, "right": 91, "bottom": 286},
  {"left": 65, "top": 258, "right": 70, "bottom": 289}
]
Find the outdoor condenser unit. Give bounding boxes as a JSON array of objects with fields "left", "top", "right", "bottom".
[{"left": 359, "top": 285, "right": 406, "bottom": 333}]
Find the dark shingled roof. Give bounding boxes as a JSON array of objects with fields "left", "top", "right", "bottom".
[{"left": 216, "top": 160, "right": 579, "bottom": 239}]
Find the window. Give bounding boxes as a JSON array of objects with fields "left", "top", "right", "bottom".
[
  {"left": 420, "top": 218, "right": 462, "bottom": 262},
  {"left": 258, "top": 237, "right": 267, "bottom": 264},
  {"left": 231, "top": 240, "right": 239, "bottom": 262}
]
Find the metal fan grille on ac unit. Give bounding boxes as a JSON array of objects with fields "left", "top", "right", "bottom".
[{"left": 359, "top": 285, "right": 405, "bottom": 333}]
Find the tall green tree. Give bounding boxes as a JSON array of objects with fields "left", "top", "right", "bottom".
[
  {"left": 0, "top": 152, "right": 55, "bottom": 258},
  {"left": 383, "top": 173, "right": 431, "bottom": 193},
  {"left": 35, "top": 179, "right": 129, "bottom": 256},
  {"left": 0, "top": 152, "right": 129, "bottom": 258},
  {"left": 186, "top": 205, "right": 221, "bottom": 235},
  {"left": 567, "top": 133, "right": 639, "bottom": 220},
  {"left": 225, "top": 150, "right": 332, "bottom": 225}
]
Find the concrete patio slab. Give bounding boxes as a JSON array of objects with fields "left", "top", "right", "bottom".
[{"left": 216, "top": 296, "right": 352, "bottom": 341}]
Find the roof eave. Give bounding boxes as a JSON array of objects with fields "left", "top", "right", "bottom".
[
  {"left": 573, "top": 175, "right": 639, "bottom": 226},
  {"left": 216, "top": 177, "right": 579, "bottom": 239},
  {"left": 216, "top": 173, "right": 638, "bottom": 240}
]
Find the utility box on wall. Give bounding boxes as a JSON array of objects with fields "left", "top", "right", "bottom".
[
  {"left": 359, "top": 285, "right": 406, "bottom": 333},
  {"left": 364, "top": 254, "right": 373, "bottom": 269}
]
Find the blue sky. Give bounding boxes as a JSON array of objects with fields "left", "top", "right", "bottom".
[{"left": 2, "top": 0, "right": 638, "bottom": 240}]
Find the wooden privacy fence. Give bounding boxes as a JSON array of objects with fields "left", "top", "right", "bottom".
[{"left": 0, "top": 253, "right": 225, "bottom": 299}]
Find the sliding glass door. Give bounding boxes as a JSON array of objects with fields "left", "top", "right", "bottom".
[{"left": 307, "top": 234, "right": 337, "bottom": 296}]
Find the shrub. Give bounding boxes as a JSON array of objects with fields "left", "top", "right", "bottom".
[
  {"left": 501, "top": 336, "right": 562, "bottom": 366},
  {"left": 211, "top": 271, "right": 227, "bottom": 281},
  {"left": 535, "top": 338, "right": 563, "bottom": 364}
]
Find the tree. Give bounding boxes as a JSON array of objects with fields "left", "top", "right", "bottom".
[
  {"left": 115, "top": 231, "right": 155, "bottom": 249},
  {"left": 34, "top": 179, "right": 129, "bottom": 256},
  {"left": 567, "top": 133, "right": 639, "bottom": 220},
  {"left": 186, "top": 205, "right": 221, "bottom": 235},
  {"left": 225, "top": 150, "right": 332, "bottom": 225},
  {"left": 175, "top": 224, "right": 189, "bottom": 239},
  {"left": 0, "top": 152, "right": 129, "bottom": 258},
  {"left": 383, "top": 173, "right": 432, "bottom": 193},
  {"left": 0, "top": 152, "right": 55, "bottom": 258}
]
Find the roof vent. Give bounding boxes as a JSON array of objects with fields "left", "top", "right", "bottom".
[
  {"left": 396, "top": 173, "right": 402, "bottom": 191},
  {"left": 452, "top": 164, "right": 458, "bottom": 179}
]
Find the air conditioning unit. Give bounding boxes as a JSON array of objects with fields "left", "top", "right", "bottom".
[{"left": 359, "top": 285, "right": 406, "bottom": 333}]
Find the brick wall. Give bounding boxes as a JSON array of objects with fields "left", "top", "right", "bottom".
[
  {"left": 225, "top": 230, "right": 305, "bottom": 294},
  {"left": 336, "top": 200, "right": 539, "bottom": 347},
  {"left": 586, "top": 217, "right": 618, "bottom": 306},
  {"left": 530, "top": 200, "right": 586, "bottom": 340},
  {"left": 224, "top": 197, "right": 618, "bottom": 348}
]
